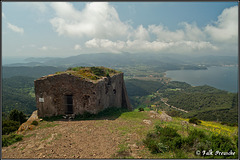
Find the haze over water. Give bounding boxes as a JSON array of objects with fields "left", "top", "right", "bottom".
[{"left": 166, "top": 66, "right": 238, "bottom": 93}]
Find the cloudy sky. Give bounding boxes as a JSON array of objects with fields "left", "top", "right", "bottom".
[{"left": 2, "top": 2, "right": 238, "bottom": 61}]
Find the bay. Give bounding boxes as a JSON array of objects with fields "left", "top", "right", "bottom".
[{"left": 166, "top": 66, "right": 238, "bottom": 93}]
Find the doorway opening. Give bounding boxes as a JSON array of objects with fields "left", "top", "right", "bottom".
[{"left": 65, "top": 95, "right": 73, "bottom": 114}]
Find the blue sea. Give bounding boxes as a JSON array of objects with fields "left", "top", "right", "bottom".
[{"left": 166, "top": 66, "right": 238, "bottom": 93}]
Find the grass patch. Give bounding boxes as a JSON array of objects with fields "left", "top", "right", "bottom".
[
  {"left": 118, "top": 143, "right": 129, "bottom": 153},
  {"left": 55, "top": 66, "right": 121, "bottom": 81},
  {"left": 24, "top": 133, "right": 36, "bottom": 138},
  {"left": 114, "top": 143, "right": 132, "bottom": 158},
  {"left": 119, "top": 110, "right": 148, "bottom": 122},
  {"left": 2, "top": 134, "right": 23, "bottom": 147},
  {"left": 38, "top": 122, "right": 59, "bottom": 129},
  {"left": 20, "top": 147, "right": 25, "bottom": 151}
]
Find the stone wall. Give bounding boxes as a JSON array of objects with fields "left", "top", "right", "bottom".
[{"left": 34, "top": 73, "right": 131, "bottom": 117}]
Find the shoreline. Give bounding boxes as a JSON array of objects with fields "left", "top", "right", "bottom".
[{"left": 164, "top": 65, "right": 238, "bottom": 93}]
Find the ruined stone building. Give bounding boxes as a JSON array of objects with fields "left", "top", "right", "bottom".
[{"left": 34, "top": 67, "right": 132, "bottom": 117}]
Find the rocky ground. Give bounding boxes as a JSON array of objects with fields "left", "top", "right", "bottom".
[{"left": 2, "top": 111, "right": 162, "bottom": 159}]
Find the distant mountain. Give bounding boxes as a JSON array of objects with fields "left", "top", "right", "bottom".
[
  {"left": 2, "top": 66, "right": 66, "bottom": 78},
  {"left": 5, "top": 53, "right": 237, "bottom": 68}
]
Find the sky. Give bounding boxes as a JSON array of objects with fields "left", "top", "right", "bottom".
[{"left": 2, "top": 2, "right": 238, "bottom": 62}]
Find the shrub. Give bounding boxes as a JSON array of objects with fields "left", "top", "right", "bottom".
[
  {"left": 2, "top": 134, "right": 23, "bottom": 147},
  {"left": 221, "top": 121, "right": 238, "bottom": 127},
  {"left": 143, "top": 134, "right": 164, "bottom": 153},
  {"left": 189, "top": 117, "right": 201, "bottom": 125},
  {"left": 106, "top": 71, "right": 110, "bottom": 77},
  {"left": 143, "top": 126, "right": 181, "bottom": 153},
  {"left": 166, "top": 110, "right": 181, "bottom": 117},
  {"left": 143, "top": 125, "right": 238, "bottom": 158},
  {"left": 31, "top": 120, "right": 38, "bottom": 126},
  {"left": 90, "top": 67, "right": 105, "bottom": 77},
  {"left": 67, "top": 67, "right": 72, "bottom": 70},
  {"left": 138, "top": 107, "right": 144, "bottom": 112},
  {"left": 72, "top": 66, "right": 84, "bottom": 71},
  {"left": 2, "top": 120, "right": 20, "bottom": 135},
  {"left": 8, "top": 109, "right": 27, "bottom": 124},
  {"left": 185, "top": 129, "right": 209, "bottom": 150},
  {"left": 90, "top": 75, "right": 99, "bottom": 80},
  {"left": 210, "top": 134, "right": 235, "bottom": 152}
]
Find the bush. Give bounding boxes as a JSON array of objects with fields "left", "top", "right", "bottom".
[
  {"left": 221, "top": 121, "right": 238, "bottom": 127},
  {"left": 166, "top": 110, "right": 181, "bottom": 117},
  {"left": 2, "top": 120, "right": 20, "bottom": 135},
  {"left": 143, "top": 125, "right": 238, "bottom": 158},
  {"left": 185, "top": 129, "right": 209, "bottom": 150},
  {"left": 31, "top": 120, "right": 38, "bottom": 126},
  {"left": 90, "top": 67, "right": 105, "bottom": 76},
  {"left": 189, "top": 117, "right": 201, "bottom": 125},
  {"left": 8, "top": 109, "right": 27, "bottom": 124},
  {"left": 106, "top": 71, "right": 110, "bottom": 77},
  {"left": 2, "top": 134, "right": 23, "bottom": 147},
  {"left": 138, "top": 107, "right": 144, "bottom": 112},
  {"left": 71, "top": 66, "right": 84, "bottom": 71},
  {"left": 67, "top": 67, "right": 72, "bottom": 70},
  {"left": 143, "top": 126, "right": 181, "bottom": 153},
  {"left": 210, "top": 134, "right": 235, "bottom": 151}
]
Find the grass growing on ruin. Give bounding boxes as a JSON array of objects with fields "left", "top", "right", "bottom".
[{"left": 55, "top": 66, "right": 121, "bottom": 81}]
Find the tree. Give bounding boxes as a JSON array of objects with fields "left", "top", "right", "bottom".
[{"left": 8, "top": 109, "right": 27, "bottom": 124}]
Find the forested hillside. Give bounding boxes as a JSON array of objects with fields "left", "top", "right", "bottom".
[
  {"left": 126, "top": 79, "right": 238, "bottom": 124},
  {"left": 2, "top": 65, "right": 238, "bottom": 125},
  {"left": 2, "top": 76, "right": 36, "bottom": 116}
]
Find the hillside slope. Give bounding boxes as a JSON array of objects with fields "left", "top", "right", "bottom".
[{"left": 2, "top": 110, "right": 238, "bottom": 159}]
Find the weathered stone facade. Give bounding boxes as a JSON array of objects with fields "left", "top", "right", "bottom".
[{"left": 34, "top": 72, "right": 132, "bottom": 117}]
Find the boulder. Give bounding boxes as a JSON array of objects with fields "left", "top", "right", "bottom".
[
  {"left": 17, "top": 110, "right": 39, "bottom": 134},
  {"left": 143, "top": 119, "right": 152, "bottom": 125}
]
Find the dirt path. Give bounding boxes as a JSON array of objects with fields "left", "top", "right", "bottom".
[
  {"left": 2, "top": 117, "right": 153, "bottom": 159},
  {"left": 2, "top": 120, "right": 120, "bottom": 158},
  {"left": 163, "top": 101, "right": 189, "bottom": 113}
]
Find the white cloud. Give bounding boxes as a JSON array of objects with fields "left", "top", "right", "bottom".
[
  {"left": 74, "top": 44, "right": 82, "bottom": 50},
  {"left": 39, "top": 46, "right": 48, "bottom": 50},
  {"left": 50, "top": 2, "right": 131, "bottom": 39},
  {"left": 131, "top": 25, "right": 150, "bottom": 41},
  {"left": 7, "top": 23, "right": 24, "bottom": 34},
  {"left": 48, "top": 3, "right": 236, "bottom": 55},
  {"left": 85, "top": 38, "right": 217, "bottom": 54},
  {"left": 181, "top": 22, "right": 206, "bottom": 41},
  {"left": 205, "top": 5, "right": 238, "bottom": 43},
  {"left": 148, "top": 25, "right": 185, "bottom": 42}
]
